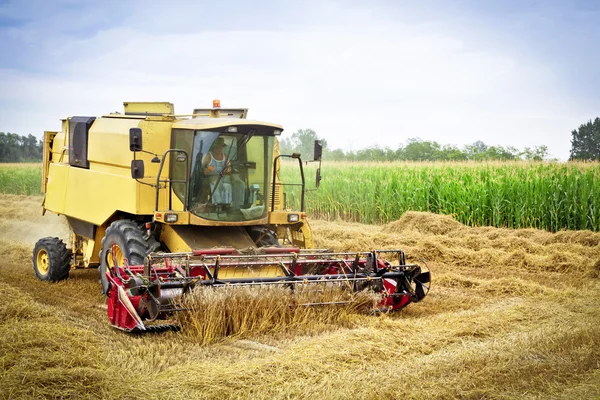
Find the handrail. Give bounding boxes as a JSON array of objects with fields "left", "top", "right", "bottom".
[{"left": 154, "top": 149, "right": 190, "bottom": 212}]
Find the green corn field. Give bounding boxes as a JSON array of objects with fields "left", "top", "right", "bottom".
[
  {"left": 0, "top": 163, "right": 42, "bottom": 196},
  {"left": 2, "top": 161, "right": 599, "bottom": 231},
  {"left": 280, "top": 160, "right": 600, "bottom": 232}
]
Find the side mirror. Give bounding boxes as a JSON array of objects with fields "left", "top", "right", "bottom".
[
  {"left": 314, "top": 140, "right": 322, "bottom": 161},
  {"left": 131, "top": 159, "right": 145, "bottom": 179},
  {"left": 129, "top": 128, "right": 143, "bottom": 151},
  {"left": 316, "top": 168, "right": 322, "bottom": 188}
]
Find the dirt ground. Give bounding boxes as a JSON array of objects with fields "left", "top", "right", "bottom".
[{"left": 0, "top": 193, "right": 599, "bottom": 399}]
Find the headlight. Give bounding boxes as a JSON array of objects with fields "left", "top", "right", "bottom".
[
  {"left": 165, "top": 213, "right": 178, "bottom": 223},
  {"left": 287, "top": 213, "right": 299, "bottom": 222}
]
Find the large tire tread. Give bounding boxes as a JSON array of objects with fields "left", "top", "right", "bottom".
[
  {"left": 32, "top": 237, "right": 71, "bottom": 282},
  {"left": 99, "top": 220, "right": 159, "bottom": 294}
]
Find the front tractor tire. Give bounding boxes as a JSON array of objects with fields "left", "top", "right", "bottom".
[
  {"left": 32, "top": 237, "right": 71, "bottom": 282},
  {"left": 99, "top": 220, "right": 160, "bottom": 295}
]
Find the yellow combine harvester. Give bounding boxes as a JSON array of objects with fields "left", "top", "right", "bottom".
[{"left": 33, "top": 101, "right": 430, "bottom": 332}]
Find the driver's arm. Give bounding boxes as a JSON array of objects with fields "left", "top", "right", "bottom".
[
  {"left": 202, "top": 153, "right": 214, "bottom": 175},
  {"left": 223, "top": 156, "right": 233, "bottom": 174}
]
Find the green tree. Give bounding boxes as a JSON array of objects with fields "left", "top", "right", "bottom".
[
  {"left": 402, "top": 138, "right": 442, "bottom": 161},
  {"left": 463, "top": 140, "right": 488, "bottom": 160},
  {"left": 439, "top": 144, "right": 467, "bottom": 161},
  {"left": 483, "top": 145, "right": 517, "bottom": 160},
  {"left": 0, "top": 132, "right": 43, "bottom": 162},
  {"left": 570, "top": 118, "right": 600, "bottom": 161},
  {"left": 324, "top": 148, "right": 346, "bottom": 161},
  {"left": 521, "top": 145, "right": 549, "bottom": 161},
  {"left": 463, "top": 141, "right": 520, "bottom": 161},
  {"left": 279, "top": 129, "right": 328, "bottom": 160}
]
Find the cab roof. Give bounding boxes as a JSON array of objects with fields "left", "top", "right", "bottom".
[{"left": 172, "top": 117, "right": 283, "bottom": 134}]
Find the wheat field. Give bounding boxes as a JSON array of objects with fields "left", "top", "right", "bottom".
[{"left": 0, "top": 193, "right": 599, "bottom": 399}]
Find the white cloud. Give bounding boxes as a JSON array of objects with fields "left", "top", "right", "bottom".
[{"left": 0, "top": 1, "right": 593, "bottom": 160}]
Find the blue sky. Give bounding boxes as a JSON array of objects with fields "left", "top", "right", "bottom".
[{"left": 0, "top": 0, "right": 598, "bottom": 160}]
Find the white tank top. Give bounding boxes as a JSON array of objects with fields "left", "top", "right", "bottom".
[{"left": 208, "top": 152, "right": 226, "bottom": 174}]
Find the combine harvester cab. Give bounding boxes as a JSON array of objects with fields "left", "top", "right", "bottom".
[{"left": 33, "top": 100, "right": 431, "bottom": 332}]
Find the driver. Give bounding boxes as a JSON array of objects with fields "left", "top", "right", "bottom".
[
  {"left": 203, "top": 137, "right": 231, "bottom": 176},
  {"left": 202, "top": 137, "right": 233, "bottom": 204}
]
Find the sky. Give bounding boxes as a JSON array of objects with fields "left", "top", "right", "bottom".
[{"left": 0, "top": 0, "right": 598, "bottom": 160}]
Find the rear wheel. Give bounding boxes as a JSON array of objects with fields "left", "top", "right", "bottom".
[
  {"left": 99, "top": 220, "right": 160, "bottom": 295},
  {"left": 32, "top": 237, "right": 71, "bottom": 281}
]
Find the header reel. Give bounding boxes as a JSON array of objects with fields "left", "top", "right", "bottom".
[{"left": 105, "top": 247, "right": 431, "bottom": 332}]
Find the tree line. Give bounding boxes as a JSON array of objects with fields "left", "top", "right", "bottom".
[
  {"left": 0, "top": 132, "right": 43, "bottom": 162},
  {"left": 325, "top": 138, "right": 550, "bottom": 162},
  {"left": 2, "top": 117, "right": 599, "bottom": 163},
  {"left": 282, "top": 117, "right": 600, "bottom": 162},
  {"left": 280, "top": 129, "right": 550, "bottom": 162}
]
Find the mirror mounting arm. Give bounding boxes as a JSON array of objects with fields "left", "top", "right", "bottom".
[{"left": 129, "top": 127, "right": 158, "bottom": 186}]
